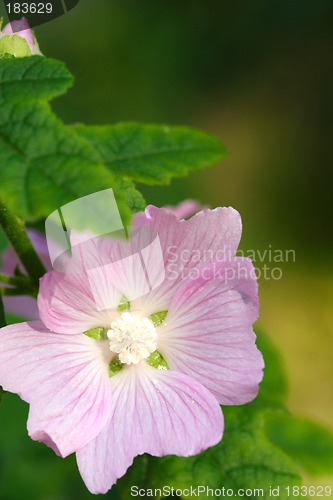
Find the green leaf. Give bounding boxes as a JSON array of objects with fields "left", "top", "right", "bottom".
[
  {"left": 265, "top": 413, "right": 333, "bottom": 476},
  {"left": 76, "top": 122, "right": 227, "bottom": 185},
  {"left": 0, "top": 57, "right": 131, "bottom": 224},
  {"left": 0, "top": 56, "right": 72, "bottom": 102},
  {"left": 118, "top": 407, "right": 301, "bottom": 499},
  {"left": 116, "top": 178, "right": 146, "bottom": 214}
]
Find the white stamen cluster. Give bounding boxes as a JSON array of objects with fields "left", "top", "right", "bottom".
[{"left": 107, "top": 312, "right": 157, "bottom": 365}]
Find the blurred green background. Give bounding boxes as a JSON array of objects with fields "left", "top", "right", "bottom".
[{"left": 0, "top": 0, "right": 332, "bottom": 497}]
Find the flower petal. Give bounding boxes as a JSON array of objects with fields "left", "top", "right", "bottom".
[
  {"left": 158, "top": 258, "right": 264, "bottom": 405},
  {"left": 76, "top": 363, "right": 223, "bottom": 494},
  {"left": 38, "top": 239, "right": 122, "bottom": 333},
  {"left": 0, "top": 321, "right": 112, "bottom": 457},
  {"left": 132, "top": 205, "right": 242, "bottom": 314}
]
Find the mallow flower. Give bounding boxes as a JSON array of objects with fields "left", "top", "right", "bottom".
[
  {"left": 0, "top": 17, "right": 41, "bottom": 57},
  {"left": 0, "top": 205, "right": 264, "bottom": 494}
]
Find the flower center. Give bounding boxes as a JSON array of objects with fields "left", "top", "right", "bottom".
[{"left": 107, "top": 312, "right": 157, "bottom": 365}]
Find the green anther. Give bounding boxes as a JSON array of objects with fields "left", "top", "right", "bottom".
[
  {"left": 147, "top": 351, "right": 169, "bottom": 370},
  {"left": 118, "top": 296, "right": 130, "bottom": 312},
  {"left": 84, "top": 327, "right": 105, "bottom": 341},
  {"left": 109, "top": 357, "right": 123, "bottom": 377},
  {"left": 149, "top": 310, "right": 168, "bottom": 326}
]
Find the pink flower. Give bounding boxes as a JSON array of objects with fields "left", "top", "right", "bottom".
[
  {"left": 0, "top": 206, "right": 263, "bottom": 494},
  {"left": 1, "top": 229, "right": 51, "bottom": 319},
  {"left": 1, "top": 17, "right": 41, "bottom": 55}
]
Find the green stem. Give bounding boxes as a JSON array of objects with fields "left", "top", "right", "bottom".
[
  {"left": 0, "top": 273, "right": 33, "bottom": 287},
  {"left": 0, "top": 296, "right": 5, "bottom": 400},
  {"left": 0, "top": 287, "right": 36, "bottom": 297},
  {"left": 0, "top": 201, "right": 46, "bottom": 288}
]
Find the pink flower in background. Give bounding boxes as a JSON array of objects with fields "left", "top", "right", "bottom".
[
  {"left": 1, "top": 229, "right": 51, "bottom": 319},
  {"left": 1, "top": 17, "right": 41, "bottom": 55},
  {"left": 164, "top": 199, "right": 206, "bottom": 219},
  {"left": 0, "top": 205, "right": 263, "bottom": 494}
]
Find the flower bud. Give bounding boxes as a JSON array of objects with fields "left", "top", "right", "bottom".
[{"left": 0, "top": 17, "right": 42, "bottom": 57}]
